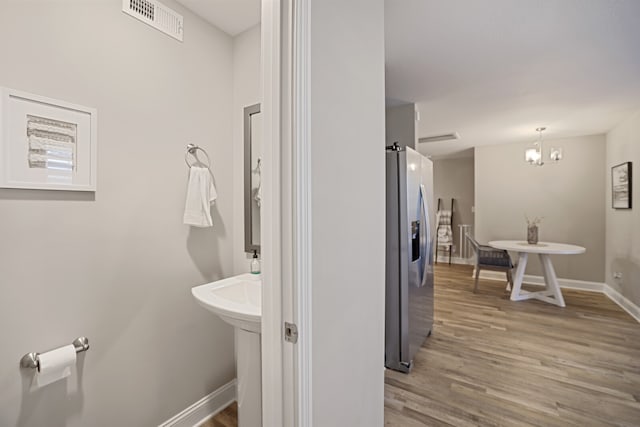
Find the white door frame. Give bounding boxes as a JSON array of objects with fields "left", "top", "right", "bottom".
[
  {"left": 260, "top": 0, "right": 284, "bottom": 425},
  {"left": 290, "top": 0, "right": 312, "bottom": 425},
  {"left": 261, "top": 0, "right": 312, "bottom": 426}
]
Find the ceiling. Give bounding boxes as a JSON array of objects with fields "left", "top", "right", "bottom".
[
  {"left": 175, "top": 0, "right": 640, "bottom": 157},
  {"left": 385, "top": 0, "right": 640, "bottom": 158},
  {"left": 175, "top": 0, "right": 260, "bottom": 36}
]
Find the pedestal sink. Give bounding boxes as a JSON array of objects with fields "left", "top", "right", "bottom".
[{"left": 192, "top": 273, "right": 262, "bottom": 427}]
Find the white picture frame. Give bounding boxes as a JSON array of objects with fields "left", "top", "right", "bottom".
[{"left": 0, "top": 87, "right": 97, "bottom": 191}]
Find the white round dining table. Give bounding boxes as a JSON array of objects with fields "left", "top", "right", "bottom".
[{"left": 488, "top": 240, "right": 586, "bottom": 307}]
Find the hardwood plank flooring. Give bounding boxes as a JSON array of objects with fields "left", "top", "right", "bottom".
[
  {"left": 203, "top": 264, "right": 640, "bottom": 426},
  {"left": 385, "top": 264, "right": 640, "bottom": 426},
  {"left": 200, "top": 402, "right": 237, "bottom": 427}
]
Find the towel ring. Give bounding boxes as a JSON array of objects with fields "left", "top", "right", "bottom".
[{"left": 185, "top": 144, "right": 211, "bottom": 169}]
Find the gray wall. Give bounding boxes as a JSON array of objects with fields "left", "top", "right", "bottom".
[
  {"left": 0, "top": 1, "right": 236, "bottom": 425},
  {"left": 232, "top": 24, "right": 261, "bottom": 274},
  {"left": 475, "top": 135, "right": 606, "bottom": 282},
  {"left": 433, "top": 156, "right": 475, "bottom": 258},
  {"left": 310, "top": 0, "right": 386, "bottom": 425},
  {"left": 385, "top": 103, "right": 417, "bottom": 150},
  {"left": 606, "top": 110, "right": 640, "bottom": 306}
]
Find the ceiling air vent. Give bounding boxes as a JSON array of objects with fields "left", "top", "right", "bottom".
[
  {"left": 419, "top": 132, "right": 460, "bottom": 144},
  {"left": 122, "top": 0, "right": 184, "bottom": 42}
]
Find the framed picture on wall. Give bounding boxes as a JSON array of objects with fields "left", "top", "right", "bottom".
[
  {"left": 0, "top": 87, "right": 97, "bottom": 191},
  {"left": 611, "top": 161, "right": 632, "bottom": 209}
]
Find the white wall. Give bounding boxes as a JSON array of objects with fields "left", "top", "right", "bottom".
[
  {"left": 433, "top": 156, "right": 475, "bottom": 258},
  {"left": 232, "top": 24, "right": 261, "bottom": 274},
  {"left": 309, "top": 0, "right": 386, "bottom": 425},
  {"left": 0, "top": 1, "right": 236, "bottom": 425},
  {"left": 606, "top": 110, "right": 640, "bottom": 306},
  {"left": 385, "top": 103, "right": 417, "bottom": 150},
  {"left": 475, "top": 135, "right": 606, "bottom": 282}
]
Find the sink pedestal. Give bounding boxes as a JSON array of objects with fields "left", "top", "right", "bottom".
[
  {"left": 191, "top": 273, "right": 263, "bottom": 427},
  {"left": 236, "top": 328, "right": 262, "bottom": 427}
]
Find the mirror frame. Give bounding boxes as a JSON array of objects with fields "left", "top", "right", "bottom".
[{"left": 244, "top": 103, "right": 261, "bottom": 254}]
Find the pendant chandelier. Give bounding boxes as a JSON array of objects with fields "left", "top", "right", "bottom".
[{"left": 525, "top": 127, "right": 562, "bottom": 166}]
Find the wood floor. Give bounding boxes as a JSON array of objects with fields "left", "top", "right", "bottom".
[
  {"left": 204, "top": 264, "right": 640, "bottom": 426},
  {"left": 385, "top": 264, "right": 640, "bottom": 427},
  {"left": 201, "top": 402, "right": 237, "bottom": 427}
]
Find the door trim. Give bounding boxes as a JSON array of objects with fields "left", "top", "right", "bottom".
[
  {"left": 262, "top": 0, "right": 312, "bottom": 425},
  {"left": 292, "top": 0, "right": 313, "bottom": 424},
  {"left": 261, "top": 0, "right": 283, "bottom": 425}
]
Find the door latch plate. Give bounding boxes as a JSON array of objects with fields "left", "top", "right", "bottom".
[{"left": 284, "top": 322, "right": 298, "bottom": 343}]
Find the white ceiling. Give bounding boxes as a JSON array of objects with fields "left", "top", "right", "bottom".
[
  {"left": 385, "top": 0, "right": 640, "bottom": 158},
  {"left": 175, "top": 0, "right": 260, "bottom": 36}
]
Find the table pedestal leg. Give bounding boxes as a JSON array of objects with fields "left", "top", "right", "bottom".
[
  {"left": 509, "top": 252, "right": 566, "bottom": 307},
  {"left": 539, "top": 254, "right": 566, "bottom": 307},
  {"left": 509, "top": 252, "right": 528, "bottom": 301}
]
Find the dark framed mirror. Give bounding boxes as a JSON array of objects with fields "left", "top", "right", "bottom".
[{"left": 244, "top": 103, "right": 261, "bottom": 253}]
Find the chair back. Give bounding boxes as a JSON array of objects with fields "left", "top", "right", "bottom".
[{"left": 465, "top": 232, "right": 480, "bottom": 253}]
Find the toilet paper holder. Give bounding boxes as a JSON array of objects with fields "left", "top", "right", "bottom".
[{"left": 20, "top": 337, "right": 90, "bottom": 371}]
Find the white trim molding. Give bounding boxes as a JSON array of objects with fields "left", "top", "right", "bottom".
[
  {"left": 261, "top": 0, "right": 284, "bottom": 425},
  {"left": 436, "top": 255, "right": 474, "bottom": 265},
  {"left": 477, "top": 270, "right": 604, "bottom": 292},
  {"left": 292, "top": 0, "right": 313, "bottom": 425},
  {"left": 604, "top": 284, "right": 640, "bottom": 323},
  {"left": 158, "top": 379, "right": 236, "bottom": 427},
  {"left": 477, "top": 271, "right": 640, "bottom": 323},
  {"left": 261, "top": 1, "right": 311, "bottom": 425}
]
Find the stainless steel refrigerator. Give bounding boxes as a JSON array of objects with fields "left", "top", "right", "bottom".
[{"left": 385, "top": 144, "right": 435, "bottom": 373}]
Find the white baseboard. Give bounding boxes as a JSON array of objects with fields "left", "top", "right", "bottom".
[
  {"left": 436, "top": 255, "right": 474, "bottom": 265},
  {"left": 604, "top": 284, "right": 640, "bottom": 323},
  {"left": 477, "top": 270, "right": 604, "bottom": 292},
  {"left": 159, "top": 379, "right": 237, "bottom": 427},
  {"left": 477, "top": 271, "right": 640, "bottom": 323}
]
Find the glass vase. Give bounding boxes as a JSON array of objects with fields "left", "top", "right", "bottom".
[{"left": 527, "top": 225, "right": 539, "bottom": 244}]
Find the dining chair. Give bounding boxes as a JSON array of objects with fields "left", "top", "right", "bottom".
[{"left": 466, "top": 233, "right": 514, "bottom": 293}]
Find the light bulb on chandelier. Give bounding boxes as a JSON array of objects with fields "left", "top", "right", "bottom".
[{"left": 524, "top": 127, "right": 562, "bottom": 166}]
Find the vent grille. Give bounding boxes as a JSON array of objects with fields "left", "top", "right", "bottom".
[
  {"left": 130, "top": 0, "right": 154, "bottom": 20},
  {"left": 419, "top": 132, "right": 460, "bottom": 144},
  {"left": 122, "top": 0, "right": 183, "bottom": 42}
]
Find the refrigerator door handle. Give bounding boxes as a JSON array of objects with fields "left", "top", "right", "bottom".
[{"left": 419, "top": 184, "right": 431, "bottom": 285}]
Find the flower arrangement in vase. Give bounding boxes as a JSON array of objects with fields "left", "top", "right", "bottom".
[{"left": 525, "top": 215, "right": 543, "bottom": 244}]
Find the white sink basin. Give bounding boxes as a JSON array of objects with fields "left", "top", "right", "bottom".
[
  {"left": 192, "top": 273, "right": 263, "bottom": 426},
  {"left": 192, "top": 273, "right": 262, "bottom": 333}
]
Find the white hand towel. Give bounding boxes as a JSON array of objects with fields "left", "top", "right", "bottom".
[
  {"left": 183, "top": 166, "right": 217, "bottom": 227},
  {"left": 254, "top": 181, "right": 262, "bottom": 208}
]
